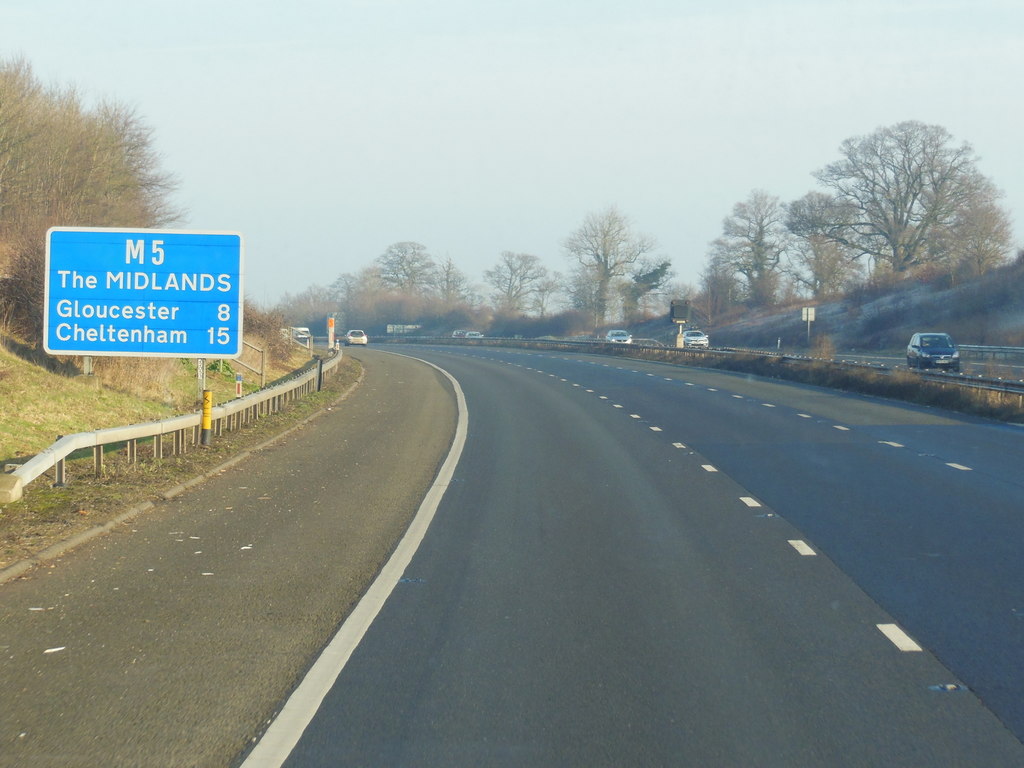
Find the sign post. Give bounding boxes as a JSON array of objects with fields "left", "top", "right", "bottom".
[
  {"left": 44, "top": 227, "right": 243, "bottom": 359},
  {"left": 802, "top": 306, "right": 816, "bottom": 345},
  {"left": 670, "top": 299, "right": 690, "bottom": 348}
]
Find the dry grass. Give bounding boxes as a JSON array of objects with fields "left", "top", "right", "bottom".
[
  {"left": 0, "top": 339, "right": 314, "bottom": 463},
  {"left": 0, "top": 355, "right": 362, "bottom": 570}
]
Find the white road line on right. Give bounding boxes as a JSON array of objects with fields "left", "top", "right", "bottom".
[
  {"left": 833, "top": 425, "right": 850, "bottom": 431},
  {"left": 877, "top": 623, "right": 923, "bottom": 652},
  {"left": 788, "top": 540, "right": 816, "bottom": 556},
  {"left": 879, "top": 441, "right": 904, "bottom": 448},
  {"left": 701, "top": 464, "right": 718, "bottom": 473},
  {"left": 947, "top": 463, "right": 973, "bottom": 471}
]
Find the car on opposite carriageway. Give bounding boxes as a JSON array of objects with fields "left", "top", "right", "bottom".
[{"left": 906, "top": 332, "right": 959, "bottom": 372}]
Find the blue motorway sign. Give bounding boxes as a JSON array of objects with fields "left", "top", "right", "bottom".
[{"left": 44, "top": 227, "right": 244, "bottom": 358}]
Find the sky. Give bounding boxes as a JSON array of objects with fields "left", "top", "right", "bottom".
[{"left": 5, "top": 0, "right": 1023, "bottom": 307}]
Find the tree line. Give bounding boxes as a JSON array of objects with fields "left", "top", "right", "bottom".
[
  {"left": 279, "top": 206, "right": 677, "bottom": 337},
  {"left": 0, "top": 58, "right": 182, "bottom": 338},
  {"left": 698, "top": 120, "right": 1015, "bottom": 325},
  {"left": 286, "top": 120, "right": 1015, "bottom": 338},
  {"left": 0, "top": 56, "right": 1013, "bottom": 345}
]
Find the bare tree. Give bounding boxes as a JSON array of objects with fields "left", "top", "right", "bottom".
[
  {"left": 563, "top": 206, "right": 656, "bottom": 327},
  {"left": 785, "top": 192, "right": 861, "bottom": 298},
  {"left": 697, "top": 250, "right": 739, "bottom": 325},
  {"left": 275, "top": 284, "right": 339, "bottom": 332},
  {"left": 715, "top": 190, "right": 787, "bottom": 307},
  {"left": 932, "top": 192, "right": 1013, "bottom": 281},
  {"left": 435, "top": 255, "right": 472, "bottom": 309},
  {"left": 813, "top": 120, "right": 1001, "bottom": 274},
  {"left": 377, "top": 241, "right": 436, "bottom": 294},
  {"left": 484, "top": 251, "right": 547, "bottom": 313},
  {"left": 0, "top": 58, "right": 180, "bottom": 337},
  {"left": 530, "top": 271, "right": 564, "bottom": 318}
]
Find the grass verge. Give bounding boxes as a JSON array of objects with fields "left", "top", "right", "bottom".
[{"left": 0, "top": 356, "right": 362, "bottom": 572}]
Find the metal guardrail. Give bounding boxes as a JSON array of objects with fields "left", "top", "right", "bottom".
[
  {"left": 959, "top": 344, "right": 1024, "bottom": 359},
  {"left": 0, "top": 349, "right": 344, "bottom": 504},
  {"left": 389, "top": 335, "right": 1024, "bottom": 401}
]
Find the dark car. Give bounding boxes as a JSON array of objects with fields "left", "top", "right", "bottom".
[{"left": 907, "top": 332, "right": 959, "bottom": 372}]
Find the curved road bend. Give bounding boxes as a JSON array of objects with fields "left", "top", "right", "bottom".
[
  {"left": 0, "top": 350, "right": 456, "bottom": 768},
  {"left": 270, "top": 345, "right": 1024, "bottom": 767}
]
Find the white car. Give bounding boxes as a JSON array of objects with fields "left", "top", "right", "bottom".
[
  {"left": 344, "top": 329, "right": 368, "bottom": 346},
  {"left": 605, "top": 330, "right": 632, "bottom": 343},
  {"left": 682, "top": 330, "right": 709, "bottom": 348}
]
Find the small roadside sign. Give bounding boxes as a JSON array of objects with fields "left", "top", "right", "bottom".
[{"left": 44, "top": 227, "right": 244, "bottom": 358}]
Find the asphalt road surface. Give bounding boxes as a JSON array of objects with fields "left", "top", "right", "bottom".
[
  {"left": 5, "top": 345, "right": 1024, "bottom": 767},
  {"left": 258, "top": 345, "right": 1024, "bottom": 767},
  {"left": 0, "top": 351, "right": 456, "bottom": 767}
]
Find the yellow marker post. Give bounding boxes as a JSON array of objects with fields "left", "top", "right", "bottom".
[{"left": 201, "top": 389, "right": 213, "bottom": 446}]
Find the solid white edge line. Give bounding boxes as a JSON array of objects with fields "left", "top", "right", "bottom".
[
  {"left": 241, "top": 355, "right": 469, "bottom": 768},
  {"left": 877, "top": 623, "right": 923, "bottom": 652}
]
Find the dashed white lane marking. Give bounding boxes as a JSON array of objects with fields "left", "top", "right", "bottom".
[
  {"left": 877, "top": 623, "right": 923, "bottom": 652},
  {"left": 797, "top": 414, "right": 811, "bottom": 418},
  {"left": 613, "top": 404, "right": 624, "bottom": 409},
  {"left": 707, "top": 388, "right": 718, "bottom": 392},
  {"left": 740, "top": 497, "right": 761, "bottom": 508},
  {"left": 833, "top": 425, "right": 850, "bottom": 431},
  {"left": 762, "top": 403, "right": 776, "bottom": 408},
  {"left": 650, "top": 426, "right": 662, "bottom": 432},
  {"left": 701, "top": 464, "right": 718, "bottom": 473},
  {"left": 630, "top": 414, "right": 641, "bottom": 419},
  {"left": 879, "top": 441, "right": 904, "bottom": 448},
  {"left": 732, "top": 394, "right": 743, "bottom": 399},
  {"left": 585, "top": 389, "right": 594, "bottom": 393},
  {"left": 947, "top": 463, "right": 972, "bottom": 471},
  {"left": 599, "top": 396, "right": 608, "bottom": 400},
  {"left": 672, "top": 443, "right": 686, "bottom": 449},
  {"left": 788, "top": 540, "right": 816, "bottom": 556},
  {"left": 685, "top": 383, "right": 695, "bottom": 387}
]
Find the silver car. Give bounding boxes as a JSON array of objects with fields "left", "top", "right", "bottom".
[
  {"left": 605, "top": 330, "right": 632, "bottom": 343},
  {"left": 682, "top": 330, "right": 709, "bottom": 348}
]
